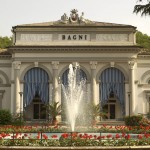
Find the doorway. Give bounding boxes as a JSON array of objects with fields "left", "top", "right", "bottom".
[
  {"left": 32, "top": 93, "right": 46, "bottom": 120},
  {"left": 33, "top": 103, "right": 46, "bottom": 119},
  {"left": 103, "top": 100, "right": 116, "bottom": 120}
]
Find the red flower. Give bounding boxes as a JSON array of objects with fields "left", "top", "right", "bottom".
[
  {"left": 106, "top": 134, "right": 112, "bottom": 138},
  {"left": 1, "top": 132, "right": 6, "bottom": 138},
  {"left": 72, "top": 132, "right": 78, "bottom": 138},
  {"left": 42, "top": 134, "right": 48, "bottom": 139},
  {"left": 79, "top": 134, "right": 83, "bottom": 138},
  {"left": 36, "top": 132, "right": 41, "bottom": 139},
  {"left": 144, "top": 133, "right": 150, "bottom": 138},
  {"left": 97, "top": 136, "right": 101, "bottom": 140},
  {"left": 100, "top": 136, "right": 105, "bottom": 139},
  {"left": 61, "top": 133, "right": 69, "bottom": 138},
  {"left": 115, "top": 133, "right": 120, "bottom": 139},
  {"left": 88, "top": 134, "right": 93, "bottom": 139},
  {"left": 125, "top": 134, "right": 131, "bottom": 140},
  {"left": 94, "top": 135, "right": 97, "bottom": 139},
  {"left": 137, "top": 134, "right": 143, "bottom": 139},
  {"left": 51, "top": 134, "right": 58, "bottom": 138},
  {"left": 122, "top": 133, "right": 126, "bottom": 138}
]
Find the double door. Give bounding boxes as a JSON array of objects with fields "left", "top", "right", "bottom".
[
  {"left": 103, "top": 103, "right": 116, "bottom": 119},
  {"left": 33, "top": 103, "right": 46, "bottom": 119}
]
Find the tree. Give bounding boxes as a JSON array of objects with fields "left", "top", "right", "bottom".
[
  {"left": 0, "top": 36, "right": 13, "bottom": 49},
  {"left": 136, "top": 31, "right": 150, "bottom": 49},
  {"left": 133, "top": 0, "right": 150, "bottom": 16}
]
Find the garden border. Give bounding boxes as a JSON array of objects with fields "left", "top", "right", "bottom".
[{"left": 0, "top": 146, "right": 150, "bottom": 150}]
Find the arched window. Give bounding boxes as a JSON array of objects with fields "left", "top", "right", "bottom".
[
  {"left": 99, "top": 67, "right": 125, "bottom": 115},
  {"left": 23, "top": 67, "right": 49, "bottom": 107}
]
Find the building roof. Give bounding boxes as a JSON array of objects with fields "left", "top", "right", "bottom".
[
  {"left": 13, "top": 20, "right": 136, "bottom": 28},
  {"left": 12, "top": 9, "right": 136, "bottom": 29}
]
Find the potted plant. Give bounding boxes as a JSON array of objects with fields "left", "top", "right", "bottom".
[
  {"left": 85, "top": 103, "right": 101, "bottom": 126},
  {"left": 45, "top": 102, "right": 61, "bottom": 125}
]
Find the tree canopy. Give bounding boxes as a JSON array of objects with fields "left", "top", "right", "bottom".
[
  {"left": 136, "top": 31, "right": 150, "bottom": 49},
  {"left": 0, "top": 36, "right": 13, "bottom": 49},
  {"left": 133, "top": 0, "right": 150, "bottom": 16}
]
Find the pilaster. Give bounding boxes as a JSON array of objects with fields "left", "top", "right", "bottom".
[
  {"left": 13, "top": 61, "right": 21, "bottom": 113},
  {"left": 128, "top": 60, "right": 135, "bottom": 115},
  {"left": 90, "top": 61, "right": 97, "bottom": 105},
  {"left": 52, "top": 61, "right": 59, "bottom": 103}
]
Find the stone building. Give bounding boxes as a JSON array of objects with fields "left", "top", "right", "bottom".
[{"left": 0, "top": 9, "right": 150, "bottom": 122}]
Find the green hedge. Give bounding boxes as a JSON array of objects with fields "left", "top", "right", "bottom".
[
  {"left": 0, "top": 109, "right": 12, "bottom": 125},
  {"left": 124, "top": 115, "right": 143, "bottom": 126}
]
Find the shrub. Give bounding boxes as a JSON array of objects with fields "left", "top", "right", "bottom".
[
  {"left": 124, "top": 115, "right": 143, "bottom": 126},
  {"left": 146, "top": 112, "right": 150, "bottom": 119},
  {"left": 139, "top": 117, "right": 150, "bottom": 126},
  {"left": 0, "top": 109, "right": 12, "bottom": 125}
]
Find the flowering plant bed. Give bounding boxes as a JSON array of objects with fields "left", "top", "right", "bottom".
[
  {"left": 0, "top": 124, "right": 150, "bottom": 134},
  {"left": 0, "top": 131, "right": 150, "bottom": 146},
  {"left": 0, "top": 125, "right": 150, "bottom": 147}
]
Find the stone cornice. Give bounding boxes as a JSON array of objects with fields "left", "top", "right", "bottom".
[
  {"left": 13, "top": 57, "right": 133, "bottom": 62},
  {"left": 13, "top": 27, "right": 135, "bottom": 33},
  {"left": 138, "top": 55, "right": 150, "bottom": 59},
  {"left": 8, "top": 45, "right": 141, "bottom": 53},
  {"left": 0, "top": 55, "right": 12, "bottom": 59}
]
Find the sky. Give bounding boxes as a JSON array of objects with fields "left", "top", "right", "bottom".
[{"left": 0, "top": 0, "right": 150, "bottom": 37}]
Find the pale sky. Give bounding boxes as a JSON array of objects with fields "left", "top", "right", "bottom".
[{"left": 0, "top": 0, "right": 150, "bottom": 36}]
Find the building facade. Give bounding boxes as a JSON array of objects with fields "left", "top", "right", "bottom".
[{"left": 0, "top": 9, "right": 150, "bottom": 121}]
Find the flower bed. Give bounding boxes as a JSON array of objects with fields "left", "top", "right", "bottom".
[
  {"left": 0, "top": 125, "right": 150, "bottom": 147},
  {"left": 0, "top": 131, "right": 150, "bottom": 146},
  {"left": 1, "top": 124, "right": 150, "bottom": 134}
]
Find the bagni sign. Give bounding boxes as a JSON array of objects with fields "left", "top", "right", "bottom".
[{"left": 59, "top": 34, "right": 90, "bottom": 41}]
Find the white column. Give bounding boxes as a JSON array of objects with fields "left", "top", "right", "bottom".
[
  {"left": 49, "top": 81, "right": 53, "bottom": 104},
  {"left": 125, "top": 82, "right": 129, "bottom": 116},
  {"left": 10, "top": 63, "right": 15, "bottom": 113},
  {"left": 90, "top": 61, "right": 97, "bottom": 105},
  {"left": 52, "top": 61, "right": 59, "bottom": 103},
  {"left": 128, "top": 60, "right": 135, "bottom": 115},
  {"left": 14, "top": 61, "right": 21, "bottom": 114}
]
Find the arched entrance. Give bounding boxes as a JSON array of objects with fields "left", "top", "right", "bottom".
[
  {"left": 23, "top": 67, "right": 49, "bottom": 121},
  {"left": 99, "top": 67, "right": 125, "bottom": 120}
]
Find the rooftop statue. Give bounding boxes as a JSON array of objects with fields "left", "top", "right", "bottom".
[
  {"left": 79, "top": 12, "right": 86, "bottom": 23},
  {"left": 61, "top": 13, "right": 68, "bottom": 24},
  {"left": 60, "top": 9, "right": 89, "bottom": 24}
]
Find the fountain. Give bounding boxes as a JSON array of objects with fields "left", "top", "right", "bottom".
[{"left": 62, "top": 63, "right": 86, "bottom": 131}]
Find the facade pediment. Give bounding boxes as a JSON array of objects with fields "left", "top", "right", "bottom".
[{"left": 12, "top": 10, "right": 136, "bottom": 46}]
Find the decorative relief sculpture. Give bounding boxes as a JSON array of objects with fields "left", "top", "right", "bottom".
[
  {"left": 60, "top": 9, "right": 90, "bottom": 24},
  {"left": 13, "top": 61, "right": 21, "bottom": 70},
  {"left": 61, "top": 13, "right": 68, "bottom": 24},
  {"left": 69, "top": 9, "right": 79, "bottom": 23}
]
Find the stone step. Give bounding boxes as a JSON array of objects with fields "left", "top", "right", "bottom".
[{"left": 97, "top": 120, "right": 125, "bottom": 126}]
